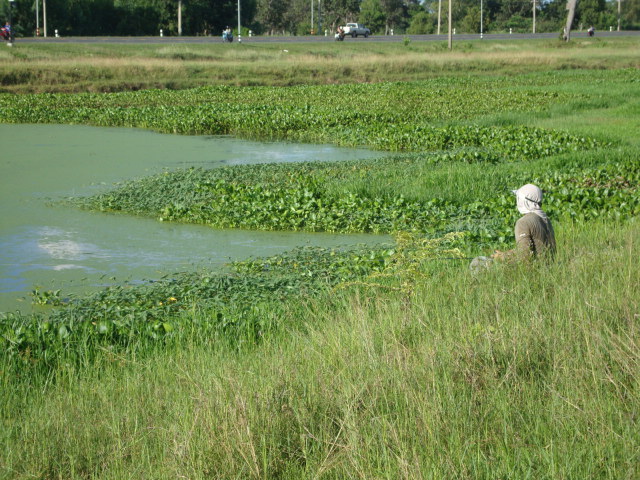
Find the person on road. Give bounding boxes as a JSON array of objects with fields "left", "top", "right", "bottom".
[
  {"left": 494, "top": 184, "right": 556, "bottom": 261},
  {"left": 1, "top": 22, "right": 11, "bottom": 41},
  {"left": 223, "top": 26, "right": 233, "bottom": 42}
]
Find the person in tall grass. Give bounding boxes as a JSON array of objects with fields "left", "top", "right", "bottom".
[{"left": 495, "top": 183, "right": 556, "bottom": 260}]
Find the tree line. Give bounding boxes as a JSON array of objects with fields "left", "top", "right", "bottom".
[{"left": 2, "top": 0, "right": 638, "bottom": 38}]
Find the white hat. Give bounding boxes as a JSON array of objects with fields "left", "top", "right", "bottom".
[
  {"left": 512, "top": 184, "right": 547, "bottom": 218},
  {"left": 512, "top": 184, "right": 542, "bottom": 205}
]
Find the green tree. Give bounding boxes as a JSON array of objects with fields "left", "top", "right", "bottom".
[
  {"left": 505, "top": 13, "right": 530, "bottom": 31},
  {"left": 321, "top": 0, "right": 360, "bottom": 30},
  {"left": 497, "top": 0, "right": 531, "bottom": 20},
  {"left": 286, "top": 0, "right": 312, "bottom": 35},
  {"left": 256, "top": 0, "right": 290, "bottom": 34},
  {"left": 539, "top": 0, "right": 569, "bottom": 31},
  {"left": 490, "top": 0, "right": 532, "bottom": 32},
  {"left": 576, "top": 0, "right": 608, "bottom": 27},
  {"left": 407, "top": 10, "right": 436, "bottom": 33},
  {"left": 114, "top": 0, "right": 169, "bottom": 35},
  {"left": 460, "top": 5, "right": 482, "bottom": 32},
  {"left": 622, "top": 0, "right": 640, "bottom": 28},
  {"left": 1, "top": 0, "right": 49, "bottom": 36},
  {"left": 380, "top": 0, "right": 406, "bottom": 33},
  {"left": 360, "top": 0, "right": 386, "bottom": 32}
]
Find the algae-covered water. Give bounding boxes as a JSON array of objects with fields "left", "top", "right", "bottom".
[{"left": 0, "top": 124, "right": 388, "bottom": 312}]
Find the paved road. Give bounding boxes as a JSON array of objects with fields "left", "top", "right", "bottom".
[{"left": 14, "top": 30, "right": 639, "bottom": 45}]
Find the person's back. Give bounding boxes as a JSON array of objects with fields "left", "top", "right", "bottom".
[
  {"left": 515, "top": 212, "right": 556, "bottom": 258},
  {"left": 488, "top": 183, "right": 556, "bottom": 265}
]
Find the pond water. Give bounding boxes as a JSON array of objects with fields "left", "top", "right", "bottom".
[{"left": 0, "top": 124, "right": 390, "bottom": 313}]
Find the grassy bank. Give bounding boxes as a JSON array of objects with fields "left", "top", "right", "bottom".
[
  {"left": 1, "top": 39, "right": 639, "bottom": 478},
  {"left": 0, "top": 36, "right": 639, "bottom": 93},
  {"left": 2, "top": 221, "right": 638, "bottom": 478}
]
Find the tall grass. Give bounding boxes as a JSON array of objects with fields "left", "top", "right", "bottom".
[
  {"left": 0, "top": 37, "right": 639, "bottom": 93},
  {"left": 2, "top": 221, "right": 637, "bottom": 478}
]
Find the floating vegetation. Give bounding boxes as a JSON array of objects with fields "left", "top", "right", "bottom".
[
  {"left": 1, "top": 243, "right": 398, "bottom": 367},
  {"left": 0, "top": 82, "right": 604, "bottom": 154},
  {"left": 74, "top": 158, "right": 640, "bottom": 242},
  {"left": 2, "top": 74, "right": 638, "bottom": 370}
]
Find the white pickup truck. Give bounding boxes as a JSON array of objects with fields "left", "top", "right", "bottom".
[{"left": 341, "top": 23, "right": 371, "bottom": 38}]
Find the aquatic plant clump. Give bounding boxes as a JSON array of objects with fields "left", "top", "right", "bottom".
[
  {"left": 0, "top": 81, "right": 606, "bottom": 155},
  {"left": 0, "top": 80, "right": 581, "bottom": 121},
  {"left": 75, "top": 157, "right": 640, "bottom": 244},
  {"left": 1, "top": 228, "right": 483, "bottom": 368},
  {"left": 3, "top": 103, "right": 603, "bottom": 156},
  {"left": 0, "top": 243, "right": 401, "bottom": 367}
]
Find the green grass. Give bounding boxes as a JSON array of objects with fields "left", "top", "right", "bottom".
[
  {"left": 0, "top": 36, "right": 639, "bottom": 93},
  {"left": 1, "top": 38, "right": 639, "bottom": 478},
  {"left": 2, "top": 220, "right": 638, "bottom": 478}
]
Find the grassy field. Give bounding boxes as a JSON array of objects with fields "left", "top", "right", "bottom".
[
  {"left": 2, "top": 222, "right": 638, "bottom": 479},
  {"left": 1, "top": 38, "right": 639, "bottom": 478},
  {"left": 0, "top": 36, "right": 639, "bottom": 93}
]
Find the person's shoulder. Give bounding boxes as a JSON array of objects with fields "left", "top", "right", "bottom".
[
  {"left": 516, "top": 213, "right": 537, "bottom": 224},
  {"left": 522, "top": 212, "right": 543, "bottom": 222},
  {"left": 516, "top": 213, "right": 543, "bottom": 232}
]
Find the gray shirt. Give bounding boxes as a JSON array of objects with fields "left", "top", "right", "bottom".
[{"left": 515, "top": 213, "right": 556, "bottom": 258}]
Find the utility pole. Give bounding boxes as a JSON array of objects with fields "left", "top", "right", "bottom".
[
  {"left": 43, "top": 0, "right": 47, "bottom": 37},
  {"left": 448, "top": 0, "right": 452, "bottom": 49},
  {"left": 311, "top": 0, "right": 314, "bottom": 34},
  {"left": 178, "top": 0, "right": 182, "bottom": 36},
  {"left": 617, "top": 0, "right": 621, "bottom": 31},
  {"left": 237, "top": 0, "right": 241, "bottom": 42},
  {"left": 532, "top": 0, "right": 536, "bottom": 34},
  {"left": 564, "top": 0, "right": 578, "bottom": 41},
  {"left": 480, "top": 0, "right": 483, "bottom": 39},
  {"left": 437, "top": 0, "right": 441, "bottom": 35}
]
